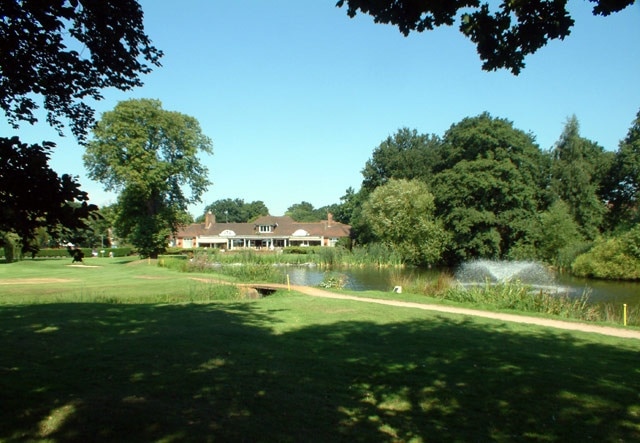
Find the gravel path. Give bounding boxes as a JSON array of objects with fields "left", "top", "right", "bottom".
[{"left": 245, "top": 282, "right": 640, "bottom": 340}]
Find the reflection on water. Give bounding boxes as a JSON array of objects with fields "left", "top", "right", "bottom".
[
  {"left": 285, "top": 266, "right": 402, "bottom": 291},
  {"left": 281, "top": 266, "right": 640, "bottom": 305},
  {"left": 555, "top": 273, "right": 640, "bottom": 304}
]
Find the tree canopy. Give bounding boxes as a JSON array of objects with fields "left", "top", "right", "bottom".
[
  {"left": 1, "top": 0, "right": 159, "bottom": 258},
  {"left": 201, "top": 198, "right": 269, "bottom": 223},
  {"left": 361, "top": 127, "right": 441, "bottom": 192},
  {"left": 336, "top": 0, "right": 634, "bottom": 74},
  {"left": 0, "top": 136, "right": 97, "bottom": 252},
  {"left": 363, "top": 178, "right": 448, "bottom": 265},
  {"left": 286, "top": 201, "right": 330, "bottom": 222},
  {"left": 550, "top": 116, "right": 611, "bottom": 239},
  {"left": 1, "top": 0, "right": 162, "bottom": 140},
  {"left": 603, "top": 109, "right": 640, "bottom": 230},
  {"left": 84, "top": 99, "right": 212, "bottom": 258}
]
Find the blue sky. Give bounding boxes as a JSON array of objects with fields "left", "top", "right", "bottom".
[{"left": 4, "top": 1, "right": 640, "bottom": 216}]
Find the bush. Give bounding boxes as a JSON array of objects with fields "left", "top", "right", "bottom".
[
  {"left": 1, "top": 233, "right": 21, "bottom": 262},
  {"left": 318, "top": 272, "right": 348, "bottom": 289},
  {"left": 284, "top": 246, "right": 318, "bottom": 255},
  {"left": 572, "top": 237, "right": 640, "bottom": 280},
  {"left": 556, "top": 241, "right": 592, "bottom": 271}
]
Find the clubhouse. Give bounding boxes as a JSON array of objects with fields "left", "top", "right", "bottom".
[{"left": 172, "top": 212, "right": 351, "bottom": 250}]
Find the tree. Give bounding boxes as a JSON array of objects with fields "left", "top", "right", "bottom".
[
  {"left": 533, "top": 200, "right": 584, "bottom": 265},
  {"left": 550, "top": 116, "right": 610, "bottom": 239},
  {"left": 433, "top": 158, "right": 537, "bottom": 262},
  {"left": 83, "top": 99, "right": 212, "bottom": 258},
  {"left": 286, "top": 201, "right": 326, "bottom": 222},
  {"left": 336, "top": 0, "right": 634, "bottom": 74},
  {"left": 0, "top": 0, "right": 160, "bottom": 257},
  {"left": 200, "top": 198, "right": 269, "bottom": 223},
  {"left": 1, "top": 0, "right": 162, "bottom": 139},
  {"left": 331, "top": 187, "right": 359, "bottom": 225},
  {"left": 603, "top": 109, "right": 640, "bottom": 231},
  {"left": 362, "top": 179, "right": 448, "bottom": 265},
  {"left": 332, "top": 187, "right": 375, "bottom": 245},
  {"left": 431, "top": 113, "right": 547, "bottom": 263},
  {"left": 0, "top": 136, "right": 97, "bottom": 260},
  {"left": 437, "top": 112, "right": 548, "bottom": 178},
  {"left": 361, "top": 128, "right": 442, "bottom": 192}
]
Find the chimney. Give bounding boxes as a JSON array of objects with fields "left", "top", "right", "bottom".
[
  {"left": 327, "top": 212, "right": 333, "bottom": 227},
  {"left": 205, "top": 211, "right": 215, "bottom": 229}
]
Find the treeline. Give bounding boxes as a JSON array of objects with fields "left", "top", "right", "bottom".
[
  {"left": 194, "top": 199, "right": 340, "bottom": 224},
  {"left": 60, "top": 110, "right": 640, "bottom": 280},
  {"left": 330, "top": 111, "right": 640, "bottom": 277}
]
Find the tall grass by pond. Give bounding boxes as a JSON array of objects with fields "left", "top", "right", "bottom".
[
  {"left": 164, "top": 243, "right": 405, "bottom": 268},
  {"left": 394, "top": 272, "right": 640, "bottom": 326},
  {"left": 159, "top": 244, "right": 406, "bottom": 283},
  {"left": 158, "top": 254, "right": 286, "bottom": 283}
]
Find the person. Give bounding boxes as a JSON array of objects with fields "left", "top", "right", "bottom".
[{"left": 71, "top": 248, "right": 84, "bottom": 263}]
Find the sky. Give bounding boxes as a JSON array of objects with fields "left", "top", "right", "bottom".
[{"left": 4, "top": 1, "right": 640, "bottom": 217}]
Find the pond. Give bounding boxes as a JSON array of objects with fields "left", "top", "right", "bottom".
[{"left": 282, "top": 264, "right": 640, "bottom": 306}]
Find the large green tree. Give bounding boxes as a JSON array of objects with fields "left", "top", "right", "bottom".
[
  {"left": 362, "top": 178, "right": 448, "bottom": 265},
  {"left": 337, "top": 0, "right": 634, "bottom": 74},
  {"left": 550, "top": 116, "right": 611, "bottom": 239},
  {"left": 361, "top": 128, "right": 442, "bottom": 192},
  {"left": 200, "top": 198, "right": 269, "bottom": 223},
  {"left": 603, "top": 109, "right": 640, "bottom": 231},
  {"left": 84, "top": 99, "right": 212, "bottom": 258},
  {"left": 431, "top": 113, "right": 548, "bottom": 263},
  {"left": 433, "top": 158, "right": 538, "bottom": 262}
]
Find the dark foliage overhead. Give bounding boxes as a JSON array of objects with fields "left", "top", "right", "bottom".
[
  {"left": 0, "top": 0, "right": 163, "bottom": 140},
  {"left": 0, "top": 136, "right": 98, "bottom": 249},
  {"left": 0, "top": 1, "right": 159, "bottom": 256},
  {"left": 336, "top": 0, "right": 634, "bottom": 74}
]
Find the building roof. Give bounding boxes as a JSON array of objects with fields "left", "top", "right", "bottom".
[{"left": 176, "top": 215, "right": 350, "bottom": 238}]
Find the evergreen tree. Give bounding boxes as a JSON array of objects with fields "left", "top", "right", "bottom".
[{"left": 550, "top": 116, "right": 610, "bottom": 239}]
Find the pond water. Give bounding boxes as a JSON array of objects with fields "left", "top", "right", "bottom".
[{"left": 281, "top": 265, "right": 640, "bottom": 306}]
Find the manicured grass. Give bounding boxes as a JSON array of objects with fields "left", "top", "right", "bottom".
[
  {"left": 1, "top": 258, "right": 639, "bottom": 441},
  {"left": 0, "top": 257, "right": 240, "bottom": 305}
]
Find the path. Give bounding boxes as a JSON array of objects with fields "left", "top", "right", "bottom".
[{"left": 240, "top": 282, "right": 640, "bottom": 340}]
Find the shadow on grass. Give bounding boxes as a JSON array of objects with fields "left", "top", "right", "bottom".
[{"left": 1, "top": 302, "right": 639, "bottom": 442}]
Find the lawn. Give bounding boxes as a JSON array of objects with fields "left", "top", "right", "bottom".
[{"left": 1, "top": 258, "right": 639, "bottom": 442}]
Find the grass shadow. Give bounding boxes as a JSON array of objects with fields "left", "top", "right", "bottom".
[{"left": 0, "top": 302, "right": 638, "bottom": 441}]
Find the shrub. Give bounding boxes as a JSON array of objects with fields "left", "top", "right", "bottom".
[
  {"left": 284, "top": 246, "right": 318, "bottom": 255},
  {"left": 572, "top": 237, "right": 640, "bottom": 280},
  {"left": 1, "top": 233, "right": 21, "bottom": 262},
  {"left": 318, "top": 272, "right": 348, "bottom": 289}
]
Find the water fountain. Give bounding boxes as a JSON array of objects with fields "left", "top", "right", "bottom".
[{"left": 455, "top": 259, "right": 557, "bottom": 289}]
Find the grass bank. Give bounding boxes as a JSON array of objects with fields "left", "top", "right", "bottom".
[{"left": 1, "top": 258, "right": 639, "bottom": 441}]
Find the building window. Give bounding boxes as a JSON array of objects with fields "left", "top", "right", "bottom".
[{"left": 259, "top": 225, "right": 272, "bottom": 233}]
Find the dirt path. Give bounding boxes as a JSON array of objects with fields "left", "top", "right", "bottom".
[{"left": 240, "top": 282, "right": 640, "bottom": 340}]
